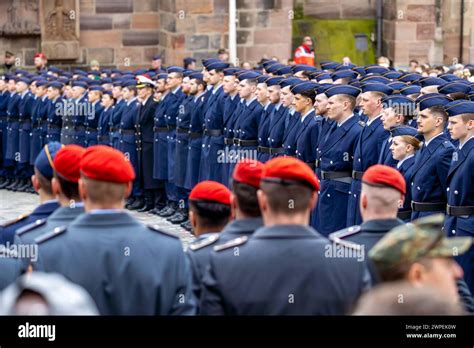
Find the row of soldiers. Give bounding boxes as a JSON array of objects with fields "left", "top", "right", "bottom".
[{"left": 0, "top": 142, "right": 472, "bottom": 315}]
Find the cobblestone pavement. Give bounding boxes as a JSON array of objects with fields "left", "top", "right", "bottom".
[{"left": 0, "top": 190, "right": 195, "bottom": 249}]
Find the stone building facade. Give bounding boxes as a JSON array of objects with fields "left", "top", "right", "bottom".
[{"left": 0, "top": 0, "right": 472, "bottom": 70}]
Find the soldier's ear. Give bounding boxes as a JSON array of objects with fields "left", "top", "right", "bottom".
[
  {"left": 31, "top": 175, "right": 40, "bottom": 192},
  {"left": 230, "top": 193, "right": 238, "bottom": 217},
  {"left": 51, "top": 177, "right": 61, "bottom": 197},
  {"left": 78, "top": 179, "right": 87, "bottom": 202},
  {"left": 309, "top": 191, "right": 318, "bottom": 210},
  {"left": 256, "top": 189, "right": 267, "bottom": 214}
]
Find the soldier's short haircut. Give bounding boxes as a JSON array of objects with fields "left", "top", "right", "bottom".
[
  {"left": 337, "top": 94, "right": 356, "bottom": 110},
  {"left": 54, "top": 173, "right": 80, "bottom": 201},
  {"left": 260, "top": 181, "right": 313, "bottom": 214},
  {"left": 428, "top": 105, "right": 448, "bottom": 124},
  {"left": 243, "top": 78, "right": 258, "bottom": 86},
  {"left": 300, "top": 88, "right": 317, "bottom": 104},
  {"left": 368, "top": 91, "right": 386, "bottom": 100},
  {"left": 448, "top": 92, "right": 468, "bottom": 101},
  {"left": 81, "top": 177, "right": 127, "bottom": 205},
  {"left": 231, "top": 180, "right": 261, "bottom": 217},
  {"left": 193, "top": 78, "right": 207, "bottom": 91},
  {"left": 376, "top": 256, "right": 433, "bottom": 282},
  {"left": 189, "top": 200, "right": 231, "bottom": 230},
  {"left": 460, "top": 113, "right": 474, "bottom": 123},
  {"left": 124, "top": 86, "right": 137, "bottom": 95},
  {"left": 34, "top": 169, "right": 53, "bottom": 196}
]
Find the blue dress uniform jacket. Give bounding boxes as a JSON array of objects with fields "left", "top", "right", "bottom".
[
  {"left": 347, "top": 117, "right": 389, "bottom": 226},
  {"left": 30, "top": 96, "right": 49, "bottom": 164},
  {"left": 119, "top": 98, "right": 140, "bottom": 184},
  {"left": 98, "top": 106, "right": 113, "bottom": 145},
  {"left": 410, "top": 133, "right": 454, "bottom": 220},
  {"left": 396, "top": 155, "right": 416, "bottom": 221},
  {"left": 18, "top": 91, "right": 34, "bottom": 165},
  {"left": 256, "top": 103, "right": 275, "bottom": 163},
  {"left": 165, "top": 88, "right": 186, "bottom": 185},
  {"left": 84, "top": 101, "right": 103, "bottom": 147},
  {"left": 0, "top": 200, "right": 60, "bottom": 245},
  {"left": 71, "top": 93, "right": 88, "bottom": 146},
  {"left": 186, "top": 217, "right": 263, "bottom": 305},
  {"left": 5, "top": 92, "right": 20, "bottom": 161},
  {"left": 110, "top": 99, "right": 125, "bottom": 149},
  {"left": 378, "top": 137, "right": 398, "bottom": 167},
  {"left": 137, "top": 96, "right": 159, "bottom": 189},
  {"left": 184, "top": 92, "right": 207, "bottom": 191},
  {"left": 282, "top": 110, "right": 302, "bottom": 156},
  {"left": 444, "top": 137, "right": 474, "bottom": 293},
  {"left": 153, "top": 93, "right": 171, "bottom": 180},
  {"left": 0, "top": 91, "right": 10, "bottom": 167},
  {"left": 0, "top": 250, "right": 22, "bottom": 291},
  {"left": 315, "top": 116, "right": 363, "bottom": 236},
  {"left": 314, "top": 116, "right": 334, "bottom": 177},
  {"left": 222, "top": 95, "right": 241, "bottom": 184},
  {"left": 175, "top": 95, "right": 194, "bottom": 188},
  {"left": 200, "top": 85, "right": 227, "bottom": 183},
  {"left": 295, "top": 111, "right": 319, "bottom": 166},
  {"left": 45, "top": 96, "right": 63, "bottom": 143},
  {"left": 266, "top": 104, "right": 287, "bottom": 158},
  {"left": 34, "top": 211, "right": 196, "bottom": 315},
  {"left": 200, "top": 224, "right": 371, "bottom": 315}
]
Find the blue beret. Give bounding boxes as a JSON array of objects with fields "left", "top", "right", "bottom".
[
  {"left": 265, "top": 76, "right": 284, "bottom": 87},
  {"left": 352, "top": 67, "right": 367, "bottom": 76},
  {"left": 15, "top": 69, "right": 29, "bottom": 76},
  {"left": 331, "top": 70, "right": 358, "bottom": 81},
  {"left": 223, "top": 67, "right": 240, "bottom": 76},
  {"left": 365, "top": 66, "right": 389, "bottom": 75},
  {"left": 445, "top": 100, "right": 474, "bottom": 117},
  {"left": 419, "top": 77, "right": 447, "bottom": 87},
  {"left": 399, "top": 73, "right": 422, "bottom": 83},
  {"left": 237, "top": 71, "right": 261, "bottom": 81},
  {"left": 189, "top": 72, "right": 204, "bottom": 81},
  {"left": 325, "top": 85, "right": 361, "bottom": 98},
  {"left": 17, "top": 77, "right": 31, "bottom": 85},
  {"left": 320, "top": 61, "right": 340, "bottom": 70},
  {"left": 390, "top": 126, "right": 418, "bottom": 137},
  {"left": 73, "top": 69, "right": 88, "bottom": 76},
  {"left": 360, "top": 83, "right": 394, "bottom": 95},
  {"left": 416, "top": 93, "right": 452, "bottom": 111},
  {"left": 336, "top": 63, "right": 356, "bottom": 70},
  {"left": 61, "top": 72, "right": 73, "bottom": 78},
  {"left": 76, "top": 76, "right": 90, "bottom": 83},
  {"left": 88, "top": 80, "right": 101, "bottom": 86},
  {"left": 361, "top": 75, "right": 390, "bottom": 84},
  {"left": 275, "top": 65, "right": 292, "bottom": 75},
  {"left": 202, "top": 58, "right": 220, "bottom": 68},
  {"left": 399, "top": 85, "right": 421, "bottom": 96},
  {"left": 48, "top": 66, "right": 62, "bottom": 74},
  {"left": 34, "top": 142, "right": 63, "bottom": 179},
  {"left": 182, "top": 69, "right": 194, "bottom": 77},
  {"left": 89, "top": 86, "right": 104, "bottom": 92},
  {"left": 316, "top": 83, "right": 333, "bottom": 95},
  {"left": 122, "top": 79, "right": 137, "bottom": 88},
  {"left": 383, "top": 71, "right": 404, "bottom": 80},
  {"left": 314, "top": 73, "right": 332, "bottom": 82},
  {"left": 256, "top": 75, "right": 270, "bottom": 84},
  {"left": 291, "top": 64, "right": 317, "bottom": 74},
  {"left": 35, "top": 79, "right": 49, "bottom": 87},
  {"left": 438, "top": 82, "right": 471, "bottom": 95},
  {"left": 184, "top": 57, "right": 196, "bottom": 65},
  {"left": 101, "top": 77, "right": 112, "bottom": 84},
  {"left": 112, "top": 79, "right": 123, "bottom": 87},
  {"left": 265, "top": 63, "right": 285, "bottom": 74},
  {"left": 206, "top": 62, "right": 229, "bottom": 71},
  {"left": 387, "top": 81, "right": 407, "bottom": 91},
  {"left": 167, "top": 66, "right": 185, "bottom": 74},
  {"left": 48, "top": 81, "right": 64, "bottom": 89},
  {"left": 291, "top": 81, "right": 318, "bottom": 94},
  {"left": 262, "top": 60, "right": 278, "bottom": 68},
  {"left": 279, "top": 77, "right": 303, "bottom": 88},
  {"left": 111, "top": 69, "right": 122, "bottom": 74},
  {"left": 349, "top": 80, "right": 361, "bottom": 88},
  {"left": 152, "top": 55, "right": 162, "bottom": 60},
  {"left": 155, "top": 73, "right": 168, "bottom": 81},
  {"left": 381, "top": 95, "right": 416, "bottom": 117},
  {"left": 439, "top": 74, "right": 462, "bottom": 82},
  {"left": 121, "top": 73, "right": 135, "bottom": 80}
]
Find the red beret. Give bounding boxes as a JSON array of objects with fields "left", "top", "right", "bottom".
[
  {"left": 362, "top": 164, "right": 406, "bottom": 195},
  {"left": 232, "top": 159, "right": 264, "bottom": 188},
  {"left": 34, "top": 53, "right": 46, "bottom": 59},
  {"left": 189, "top": 181, "right": 231, "bottom": 205},
  {"left": 262, "top": 157, "right": 320, "bottom": 191},
  {"left": 53, "top": 145, "right": 86, "bottom": 183},
  {"left": 80, "top": 145, "right": 135, "bottom": 183}
]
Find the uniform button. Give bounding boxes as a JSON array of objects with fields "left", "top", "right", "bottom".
[
  {"left": 452, "top": 230, "right": 456, "bottom": 235},
  {"left": 447, "top": 187, "right": 450, "bottom": 191},
  {"left": 417, "top": 186, "right": 420, "bottom": 190},
  {"left": 348, "top": 191, "right": 351, "bottom": 194},
  {"left": 330, "top": 160, "right": 333, "bottom": 164},
  {"left": 353, "top": 194, "right": 356, "bottom": 198},
  {"left": 358, "top": 158, "right": 361, "bottom": 162},
  {"left": 411, "top": 182, "right": 414, "bottom": 186},
  {"left": 454, "top": 190, "right": 459, "bottom": 195},
  {"left": 327, "top": 194, "right": 331, "bottom": 197}
]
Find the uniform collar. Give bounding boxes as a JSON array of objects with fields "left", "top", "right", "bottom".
[
  {"left": 48, "top": 205, "right": 85, "bottom": 220},
  {"left": 221, "top": 217, "right": 263, "bottom": 236},
  {"left": 32, "top": 200, "right": 60, "bottom": 215},
  {"left": 396, "top": 154, "right": 414, "bottom": 169},
  {"left": 459, "top": 135, "right": 474, "bottom": 150},
  {"left": 423, "top": 132, "right": 444, "bottom": 147},
  {"left": 71, "top": 210, "right": 141, "bottom": 227},
  {"left": 253, "top": 224, "right": 322, "bottom": 239},
  {"left": 337, "top": 113, "right": 354, "bottom": 127},
  {"left": 366, "top": 114, "right": 382, "bottom": 126},
  {"left": 360, "top": 218, "right": 404, "bottom": 233}
]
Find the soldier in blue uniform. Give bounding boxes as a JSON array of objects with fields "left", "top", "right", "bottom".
[
  {"left": 199, "top": 61, "right": 229, "bottom": 184},
  {"left": 45, "top": 81, "right": 63, "bottom": 143},
  {"left": 200, "top": 157, "right": 371, "bottom": 315},
  {"left": 279, "top": 78, "right": 302, "bottom": 157},
  {"left": 388, "top": 126, "right": 421, "bottom": 221},
  {"left": 186, "top": 180, "right": 232, "bottom": 305},
  {"left": 62, "top": 80, "right": 87, "bottom": 146},
  {"left": 0, "top": 249, "right": 22, "bottom": 291},
  {"left": 0, "top": 142, "right": 61, "bottom": 245},
  {"left": 98, "top": 90, "right": 114, "bottom": 145},
  {"left": 444, "top": 100, "right": 474, "bottom": 293},
  {"left": 315, "top": 85, "right": 363, "bottom": 236},
  {"left": 30, "top": 80, "right": 49, "bottom": 174},
  {"left": 110, "top": 79, "right": 125, "bottom": 149},
  {"left": 0, "top": 75, "right": 13, "bottom": 189},
  {"left": 379, "top": 95, "right": 416, "bottom": 167},
  {"left": 411, "top": 94, "right": 454, "bottom": 220},
  {"left": 313, "top": 83, "right": 334, "bottom": 178},
  {"left": 346, "top": 83, "right": 392, "bottom": 226},
  {"left": 84, "top": 85, "right": 104, "bottom": 147},
  {"left": 34, "top": 145, "right": 196, "bottom": 315},
  {"left": 329, "top": 165, "right": 405, "bottom": 251},
  {"left": 255, "top": 75, "right": 274, "bottom": 164}
]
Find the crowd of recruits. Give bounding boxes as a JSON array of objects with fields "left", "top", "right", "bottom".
[{"left": 0, "top": 142, "right": 472, "bottom": 315}]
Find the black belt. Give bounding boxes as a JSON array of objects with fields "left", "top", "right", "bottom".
[
  {"left": 7, "top": 118, "right": 19, "bottom": 122},
  {"left": 269, "top": 147, "right": 285, "bottom": 155},
  {"left": 321, "top": 171, "right": 352, "bottom": 180},
  {"left": 447, "top": 205, "right": 474, "bottom": 216},
  {"left": 86, "top": 127, "right": 97, "bottom": 132},
  {"left": 189, "top": 132, "right": 202, "bottom": 139},
  {"left": 74, "top": 125, "right": 85, "bottom": 131},
  {"left": 204, "top": 129, "right": 222, "bottom": 137},
  {"left": 258, "top": 146, "right": 271, "bottom": 154},
  {"left": 166, "top": 124, "right": 176, "bottom": 130},
  {"left": 176, "top": 127, "right": 189, "bottom": 134},
  {"left": 224, "top": 138, "right": 234, "bottom": 145},
  {"left": 352, "top": 170, "right": 364, "bottom": 180},
  {"left": 234, "top": 139, "right": 258, "bottom": 147},
  {"left": 0, "top": 117, "right": 7, "bottom": 121},
  {"left": 397, "top": 210, "right": 412, "bottom": 220},
  {"left": 47, "top": 124, "right": 61, "bottom": 129},
  {"left": 110, "top": 127, "right": 118, "bottom": 132},
  {"left": 411, "top": 201, "right": 446, "bottom": 212},
  {"left": 39, "top": 120, "right": 48, "bottom": 126},
  {"left": 153, "top": 126, "right": 168, "bottom": 133},
  {"left": 120, "top": 129, "right": 135, "bottom": 135},
  {"left": 98, "top": 135, "right": 110, "bottom": 141},
  {"left": 19, "top": 119, "right": 31, "bottom": 124}
]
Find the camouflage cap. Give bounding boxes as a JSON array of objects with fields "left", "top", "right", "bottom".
[{"left": 369, "top": 214, "right": 472, "bottom": 273}]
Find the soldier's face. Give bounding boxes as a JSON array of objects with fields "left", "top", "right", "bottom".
[
  {"left": 208, "top": 70, "right": 222, "bottom": 86},
  {"left": 293, "top": 94, "right": 310, "bottom": 113},
  {"left": 152, "top": 59, "right": 161, "bottom": 70},
  {"left": 16, "top": 81, "right": 28, "bottom": 93},
  {"left": 381, "top": 107, "right": 401, "bottom": 130},
  {"left": 156, "top": 79, "right": 166, "bottom": 92},
  {"left": 8, "top": 80, "right": 16, "bottom": 92},
  {"left": 417, "top": 109, "right": 439, "bottom": 135},
  {"left": 255, "top": 83, "right": 268, "bottom": 104},
  {"left": 72, "top": 86, "right": 85, "bottom": 99},
  {"left": 326, "top": 95, "right": 344, "bottom": 120},
  {"left": 280, "top": 87, "right": 293, "bottom": 107},
  {"left": 222, "top": 76, "right": 236, "bottom": 94},
  {"left": 112, "top": 86, "right": 122, "bottom": 99},
  {"left": 181, "top": 77, "right": 191, "bottom": 94},
  {"left": 238, "top": 80, "right": 254, "bottom": 99},
  {"left": 360, "top": 92, "right": 381, "bottom": 118},
  {"left": 4, "top": 55, "right": 15, "bottom": 65},
  {"left": 189, "top": 79, "right": 198, "bottom": 95},
  {"left": 166, "top": 73, "right": 182, "bottom": 90},
  {"left": 65, "top": 86, "right": 74, "bottom": 99},
  {"left": 88, "top": 91, "right": 101, "bottom": 103},
  {"left": 36, "top": 86, "right": 46, "bottom": 97},
  {"left": 30, "top": 84, "right": 37, "bottom": 95},
  {"left": 390, "top": 136, "right": 411, "bottom": 161},
  {"left": 314, "top": 94, "right": 328, "bottom": 115},
  {"left": 122, "top": 88, "right": 132, "bottom": 100},
  {"left": 0, "top": 80, "right": 5, "bottom": 91},
  {"left": 268, "top": 86, "right": 280, "bottom": 104},
  {"left": 447, "top": 115, "right": 471, "bottom": 141},
  {"left": 46, "top": 87, "right": 56, "bottom": 99},
  {"left": 101, "top": 94, "right": 114, "bottom": 108}
]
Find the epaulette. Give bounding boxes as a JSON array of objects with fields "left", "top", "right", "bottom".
[
  {"left": 213, "top": 236, "right": 249, "bottom": 252},
  {"left": 358, "top": 121, "right": 366, "bottom": 127},
  {"left": 35, "top": 226, "right": 67, "bottom": 244},
  {"left": 147, "top": 225, "right": 179, "bottom": 239},
  {"left": 16, "top": 218, "right": 47, "bottom": 236},
  {"left": 329, "top": 225, "right": 363, "bottom": 251},
  {"left": 0, "top": 214, "right": 29, "bottom": 228},
  {"left": 442, "top": 140, "right": 454, "bottom": 149},
  {"left": 188, "top": 234, "right": 220, "bottom": 251}
]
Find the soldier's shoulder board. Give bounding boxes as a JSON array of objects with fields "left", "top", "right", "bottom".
[
  {"left": 358, "top": 121, "right": 366, "bottom": 127},
  {"left": 189, "top": 234, "right": 220, "bottom": 251},
  {"left": 147, "top": 225, "right": 179, "bottom": 239},
  {"left": 16, "top": 218, "right": 47, "bottom": 236},
  {"left": 329, "top": 225, "right": 361, "bottom": 241},
  {"left": 0, "top": 214, "right": 29, "bottom": 228},
  {"left": 442, "top": 140, "right": 454, "bottom": 149},
  {"left": 214, "top": 236, "right": 249, "bottom": 252},
  {"left": 35, "top": 226, "right": 67, "bottom": 244}
]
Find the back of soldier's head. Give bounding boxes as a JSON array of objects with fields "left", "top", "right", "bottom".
[{"left": 231, "top": 160, "right": 264, "bottom": 218}]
